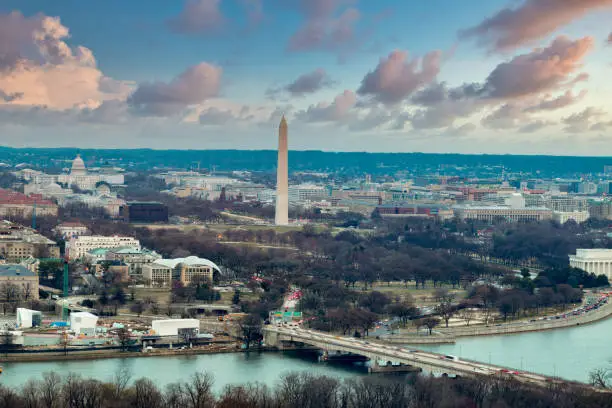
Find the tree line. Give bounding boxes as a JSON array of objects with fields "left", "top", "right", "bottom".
[{"left": 0, "top": 370, "right": 609, "bottom": 408}]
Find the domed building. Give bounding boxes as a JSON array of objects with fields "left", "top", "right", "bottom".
[{"left": 71, "top": 154, "right": 87, "bottom": 176}]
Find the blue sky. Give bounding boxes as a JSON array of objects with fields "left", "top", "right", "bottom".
[{"left": 1, "top": 0, "right": 612, "bottom": 154}]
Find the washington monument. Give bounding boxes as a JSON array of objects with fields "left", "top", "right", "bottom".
[{"left": 275, "top": 115, "right": 289, "bottom": 225}]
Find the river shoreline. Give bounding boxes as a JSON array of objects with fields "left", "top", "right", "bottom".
[{"left": 0, "top": 344, "right": 246, "bottom": 363}]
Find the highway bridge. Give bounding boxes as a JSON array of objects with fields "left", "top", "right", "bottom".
[{"left": 263, "top": 326, "right": 577, "bottom": 388}]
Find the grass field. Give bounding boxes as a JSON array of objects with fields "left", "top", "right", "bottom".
[
  {"left": 351, "top": 281, "right": 468, "bottom": 305},
  {"left": 133, "top": 287, "right": 171, "bottom": 304}
]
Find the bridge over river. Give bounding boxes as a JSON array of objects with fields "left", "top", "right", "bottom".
[{"left": 264, "top": 326, "right": 589, "bottom": 389}]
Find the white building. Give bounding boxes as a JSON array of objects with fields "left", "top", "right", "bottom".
[
  {"left": 453, "top": 205, "right": 552, "bottom": 223},
  {"left": 569, "top": 249, "right": 612, "bottom": 280},
  {"left": 53, "top": 222, "right": 89, "bottom": 239},
  {"left": 70, "top": 311, "right": 98, "bottom": 335},
  {"left": 151, "top": 319, "right": 199, "bottom": 337},
  {"left": 17, "top": 155, "right": 124, "bottom": 192},
  {"left": 16, "top": 308, "right": 42, "bottom": 328},
  {"left": 288, "top": 184, "right": 327, "bottom": 204},
  {"left": 553, "top": 211, "right": 590, "bottom": 224},
  {"left": 66, "top": 235, "right": 140, "bottom": 260},
  {"left": 142, "top": 256, "right": 220, "bottom": 287}
]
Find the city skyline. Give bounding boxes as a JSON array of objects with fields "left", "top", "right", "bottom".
[{"left": 0, "top": 1, "right": 612, "bottom": 155}]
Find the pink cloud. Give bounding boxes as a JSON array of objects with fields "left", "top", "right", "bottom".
[
  {"left": 296, "top": 90, "right": 356, "bottom": 122},
  {"left": 562, "top": 107, "right": 608, "bottom": 132},
  {"left": 167, "top": 0, "right": 225, "bottom": 34},
  {"left": 128, "top": 63, "right": 222, "bottom": 116},
  {"left": 524, "top": 90, "right": 587, "bottom": 112},
  {"left": 483, "top": 36, "right": 593, "bottom": 99},
  {"left": 283, "top": 68, "right": 334, "bottom": 97},
  {"left": 287, "top": 0, "right": 362, "bottom": 55},
  {"left": 461, "top": 0, "right": 612, "bottom": 52},
  {"left": 357, "top": 50, "right": 442, "bottom": 105},
  {"left": 0, "top": 12, "right": 132, "bottom": 110},
  {"left": 288, "top": 8, "right": 360, "bottom": 52}
]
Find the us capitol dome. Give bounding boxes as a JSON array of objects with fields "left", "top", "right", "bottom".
[{"left": 70, "top": 154, "right": 87, "bottom": 176}]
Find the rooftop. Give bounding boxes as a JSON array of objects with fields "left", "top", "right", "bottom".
[
  {"left": 0, "top": 265, "right": 36, "bottom": 277},
  {"left": 153, "top": 256, "right": 220, "bottom": 271}
]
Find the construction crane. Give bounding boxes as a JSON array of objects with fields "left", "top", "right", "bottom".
[
  {"left": 39, "top": 257, "right": 70, "bottom": 320},
  {"left": 31, "top": 200, "right": 36, "bottom": 230}
]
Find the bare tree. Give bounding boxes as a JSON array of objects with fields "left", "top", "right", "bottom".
[
  {"left": 22, "top": 379, "right": 42, "bottom": 408},
  {"left": 133, "top": 378, "right": 163, "bottom": 408},
  {"left": 435, "top": 297, "right": 456, "bottom": 328},
  {"left": 23, "top": 282, "right": 33, "bottom": 301},
  {"left": 589, "top": 368, "right": 610, "bottom": 389},
  {"left": 130, "top": 301, "right": 146, "bottom": 317},
  {"left": 459, "top": 308, "right": 475, "bottom": 327},
  {"left": 113, "top": 365, "right": 132, "bottom": 398},
  {"left": 41, "top": 372, "right": 62, "bottom": 408},
  {"left": 62, "top": 374, "right": 104, "bottom": 408},
  {"left": 182, "top": 372, "right": 215, "bottom": 408},
  {"left": 421, "top": 317, "right": 440, "bottom": 335},
  {"left": 116, "top": 328, "right": 132, "bottom": 352},
  {"left": 1, "top": 283, "right": 21, "bottom": 305}
]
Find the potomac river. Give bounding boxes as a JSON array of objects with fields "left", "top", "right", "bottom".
[{"left": 3, "top": 315, "right": 612, "bottom": 389}]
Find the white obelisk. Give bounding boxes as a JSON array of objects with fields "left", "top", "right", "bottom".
[{"left": 275, "top": 115, "right": 289, "bottom": 225}]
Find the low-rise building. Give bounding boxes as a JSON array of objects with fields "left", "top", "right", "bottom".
[
  {"left": 120, "top": 202, "right": 169, "bottom": 223},
  {"left": 53, "top": 222, "right": 89, "bottom": 239},
  {"left": 105, "top": 247, "right": 161, "bottom": 276},
  {"left": 0, "top": 189, "right": 58, "bottom": 218},
  {"left": 569, "top": 249, "right": 612, "bottom": 280},
  {"left": 0, "top": 264, "right": 39, "bottom": 300},
  {"left": 375, "top": 203, "right": 454, "bottom": 220},
  {"left": 142, "top": 256, "right": 220, "bottom": 287},
  {"left": 0, "top": 221, "right": 60, "bottom": 262},
  {"left": 453, "top": 205, "right": 552, "bottom": 223},
  {"left": 589, "top": 201, "right": 612, "bottom": 220},
  {"left": 66, "top": 235, "right": 140, "bottom": 260},
  {"left": 552, "top": 211, "right": 590, "bottom": 224}
]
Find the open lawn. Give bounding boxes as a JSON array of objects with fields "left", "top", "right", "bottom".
[
  {"left": 351, "top": 281, "right": 468, "bottom": 305},
  {"left": 133, "top": 287, "right": 171, "bottom": 305}
]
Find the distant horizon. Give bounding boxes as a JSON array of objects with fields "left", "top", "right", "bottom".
[
  {"left": 1, "top": 145, "right": 612, "bottom": 159},
  {"left": 1, "top": 1, "right": 612, "bottom": 155}
]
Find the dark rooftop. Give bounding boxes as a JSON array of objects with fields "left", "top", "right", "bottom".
[{"left": 0, "top": 264, "right": 36, "bottom": 277}]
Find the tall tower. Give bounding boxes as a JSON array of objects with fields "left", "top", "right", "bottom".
[{"left": 275, "top": 116, "right": 289, "bottom": 226}]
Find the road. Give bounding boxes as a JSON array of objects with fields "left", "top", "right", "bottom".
[{"left": 265, "top": 326, "right": 590, "bottom": 389}]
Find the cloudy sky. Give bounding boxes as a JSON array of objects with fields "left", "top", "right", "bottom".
[{"left": 1, "top": 0, "right": 612, "bottom": 155}]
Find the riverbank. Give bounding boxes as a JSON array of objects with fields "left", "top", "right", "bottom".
[
  {"left": 0, "top": 343, "right": 241, "bottom": 363},
  {"left": 381, "top": 297, "right": 612, "bottom": 344},
  {"left": 437, "top": 298, "right": 612, "bottom": 338}
]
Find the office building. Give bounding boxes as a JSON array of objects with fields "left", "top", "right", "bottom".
[
  {"left": 552, "top": 211, "right": 590, "bottom": 224},
  {"left": 121, "top": 202, "right": 169, "bottom": 223},
  {"left": 375, "top": 204, "right": 454, "bottom": 220},
  {"left": 0, "top": 221, "right": 60, "bottom": 262},
  {"left": 453, "top": 205, "right": 552, "bottom": 223},
  {"left": 66, "top": 235, "right": 140, "bottom": 260},
  {"left": 589, "top": 201, "right": 612, "bottom": 219},
  {"left": 0, "top": 189, "right": 58, "bottom": 218}
]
